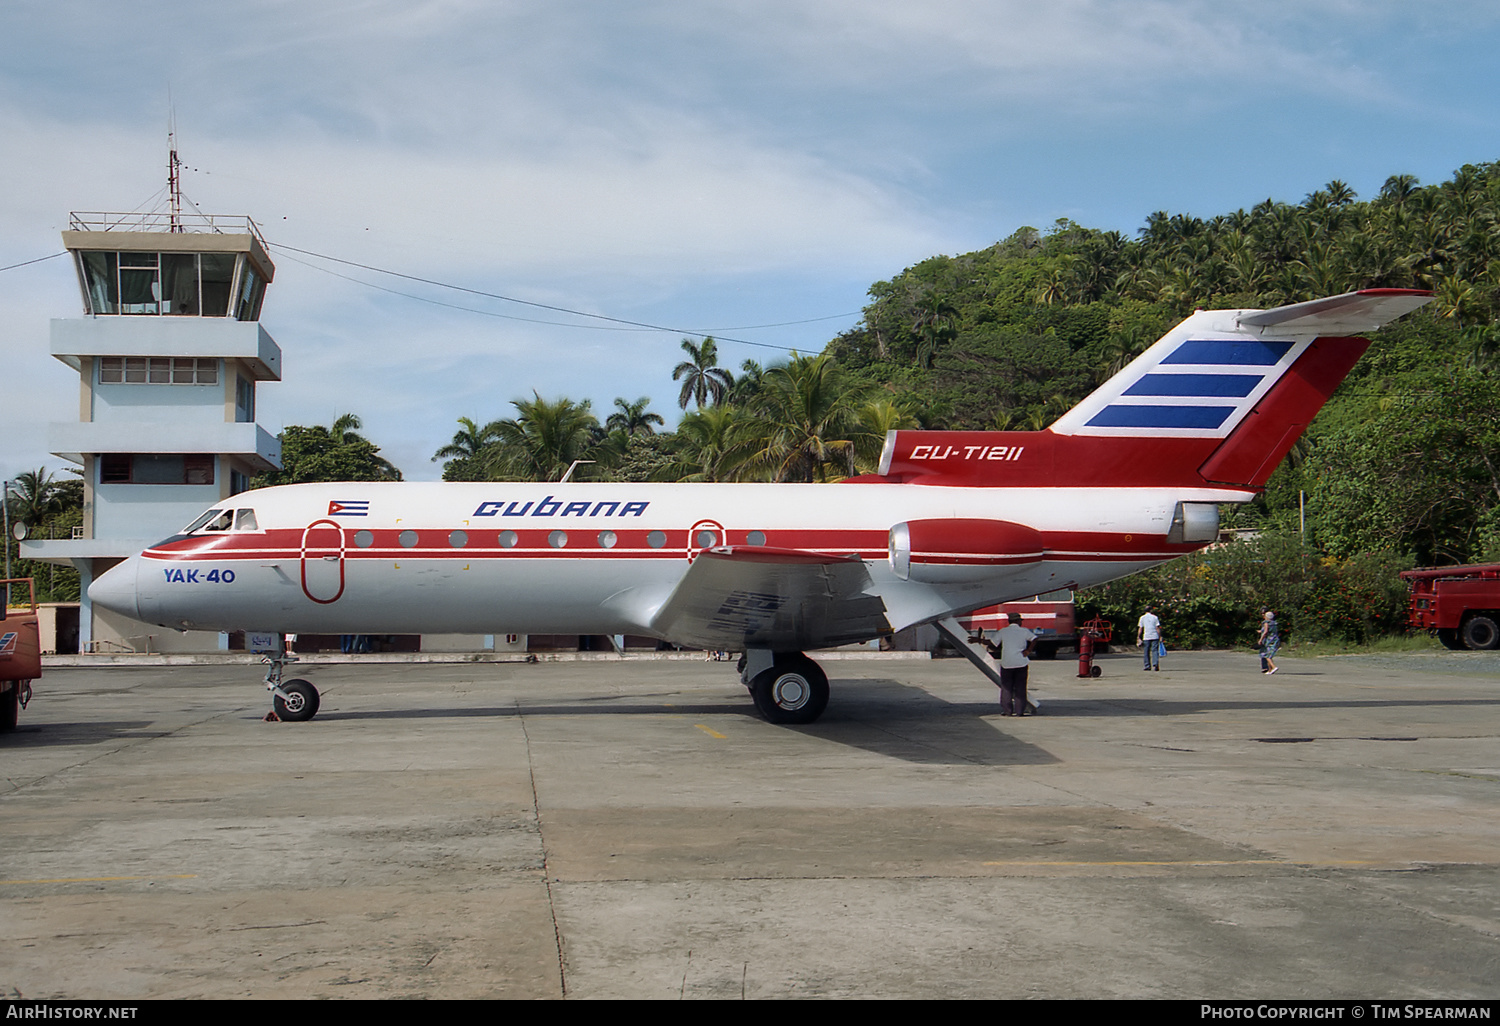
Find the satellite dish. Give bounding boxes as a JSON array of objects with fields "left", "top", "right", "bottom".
[{"left": 11, "top": 521, "right": 27, "bottom": 541}]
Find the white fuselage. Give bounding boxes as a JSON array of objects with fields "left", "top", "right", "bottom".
[{"left": 91, "top": 480, "right": 1243, "bottom": 643}]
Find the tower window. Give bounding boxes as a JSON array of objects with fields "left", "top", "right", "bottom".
[
  {"left": 98, "top": 454, "right": 215, "bottom": 485},
  {"left": 100, "top": 357, "right": 217, "bottom": 385}
]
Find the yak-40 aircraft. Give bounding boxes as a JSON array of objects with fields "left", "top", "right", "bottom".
[{"left": 90, "top": 289, "right": 1431, "bottom": 724}]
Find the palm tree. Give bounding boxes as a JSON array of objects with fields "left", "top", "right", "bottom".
[
  {"left": 330, "top": 413, "right": 366, "bottom": 444},
  {"left": 605, "top": 396, "right": 665, "bottom": 437},
  {"left": 669, "top": 405, "right": 749, "bottom": 482},
  {"left": 432, "top": 416, "right": 504, "bottom": 480},
  {"left": 853, "top": 398, "right": 919, "bottom": 473},
  {"left": 5, "top": 468, "right": 62, "bottom": 527},
  {"left": 325, "top": 413, "right": 400, "bottom": 480},
  {"left": 910, "top": 288, "right": 959, "bottom": 367},
  {"left": 484, "top": 393, "right": 605, "bottom": 481},
  {"left": 672, "top": 337, "right": 734, "bottom": 409},
  {"left": 728, "top": 359, "right": 765, "bottom": 404},
  {"left": 736, "top": 354, "right": 872, "bottom": 482}
]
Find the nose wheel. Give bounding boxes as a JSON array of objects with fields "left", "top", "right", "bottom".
[
  {"left": 262, "top": 650, "right": 321, "bottom": 722},
  {"left": 272, "top": 679, "right": 321, "bottom": 721}
]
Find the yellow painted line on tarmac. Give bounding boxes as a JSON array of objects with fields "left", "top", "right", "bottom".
[
  {"left": 2, "top": 874, "right": 198, "bottom": 885},
  {"left": 695, "top": 724, "right": 728, "bottom": 739},
  {"left": 980, "top": 859, "right": 1377, "bottom": 867}
]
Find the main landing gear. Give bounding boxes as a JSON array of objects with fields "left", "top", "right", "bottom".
[
  {"left": 262, "top": 648, "right": 320, "bottom": 722},
  {"left": 739, "top": 651, "right": 830, "bottom": 725}
]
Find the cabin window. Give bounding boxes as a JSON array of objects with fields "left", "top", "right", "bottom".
[
  {"left": 449, "top": 530, "right": 468, "bottom": 548},
  {"left": 695, "top": 530, "right": 718, "bottom": 547},
  {"left": 746, "top": 531, "right": 766, "bottom": 546},
  {"left": 548, "top": 530, "right": 568, "bottom": 549},
  {"left": 647, "top": 530, "right": 666, "bottom": 549},
  {"left": 398, "top": 530, "right": 418, "bottom": 548},
  {"left": 354, "top": 530, "right": 374, "bottom": 548},
  {"left": 499, "top": 530, "right": 518, "bottom": 548},
  {"left": 597, "top": 530, "right": 617, "bottom": 549}
]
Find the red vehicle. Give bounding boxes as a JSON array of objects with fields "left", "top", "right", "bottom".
[
  {"left": 1400, "top": 563, "right": 1500, "bottom": 650},
  {"left": 960, "top": 589, "right": 1079, "bottom": 659},
  {"left": 1, "top": 579, "right": 41, "bottom": 731}
]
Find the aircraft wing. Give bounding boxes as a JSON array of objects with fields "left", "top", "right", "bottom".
[{"left": 648, "top": 546, "right": 890, "bottom": 651}]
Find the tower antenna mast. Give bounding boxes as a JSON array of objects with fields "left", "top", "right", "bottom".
[{"left": 167, "top": 106, "right": 182, "bottom": 232}]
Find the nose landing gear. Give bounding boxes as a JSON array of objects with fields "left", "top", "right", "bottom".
[{"left": 261, "top": 646, "right": 321, "bottom": 722}]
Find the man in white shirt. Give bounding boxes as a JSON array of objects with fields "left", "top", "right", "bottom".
[
  {"left": 1137, "top": 606, "right": 1161, "bottom": 671},
  {"left": 983, "top": 613, "right": 1036, "bottom": 716}
]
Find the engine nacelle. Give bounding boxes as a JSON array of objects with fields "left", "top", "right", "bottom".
[{"left": 888, "top": 518, "right": 1046, "bottom": 583}]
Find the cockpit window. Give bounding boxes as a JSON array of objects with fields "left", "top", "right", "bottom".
[
  {"left": 201, "top": 511, "right": 234, "bottom": 532},
  {"left": 183, "top": 509, "right": 224, "bottom": 533},
  {"left": 234, "top": 509, "right": 259, "bottom": 532}
]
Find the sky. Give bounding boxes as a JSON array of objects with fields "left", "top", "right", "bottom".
[{"left": 2, "top": 0, "right": 1499, "bottom": 483}]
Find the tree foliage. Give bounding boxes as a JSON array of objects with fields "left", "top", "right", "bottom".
[{"left": 255, "top": 414, "right": 403, "bottom": 486}]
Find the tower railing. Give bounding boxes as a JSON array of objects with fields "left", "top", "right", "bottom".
[{"left": 68, "top": 211, "right": 267, "bottom": 248}]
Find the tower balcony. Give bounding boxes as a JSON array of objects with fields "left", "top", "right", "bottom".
[
  {"left": 48, "top": 421, "right": 281, "bottom": 472},
  {"left": 51, "top": 318, "right": 281, "bottom": 380}
]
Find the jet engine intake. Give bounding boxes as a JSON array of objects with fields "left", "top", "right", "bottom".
[{"left": 889, "top": 518, "right": 1046, "bottom": 583}]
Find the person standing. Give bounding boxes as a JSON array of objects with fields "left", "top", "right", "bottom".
[
  {"left": 1258, "top": 610, "right": 1280, "bottom": 674},
  {"left": 1137, "top": 605, "right": 1162, "bottom": 671},
  {"left": 982, "top": 613, "right": 1037, "bottom": 716}
]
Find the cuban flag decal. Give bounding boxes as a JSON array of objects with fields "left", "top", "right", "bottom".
[
  {"left": 0, "top": 632, "right": 16, "bottom": 655},
  {"left": 328, "top": 500, "right": 370, "bottom": 517}
]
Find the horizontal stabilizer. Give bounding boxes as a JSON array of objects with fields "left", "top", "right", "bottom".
[{"left": 1236, "top": 288, "right": 1432, "bottom": 334}]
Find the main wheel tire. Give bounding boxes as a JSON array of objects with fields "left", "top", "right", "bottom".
[
  {"left": 273, "top": 679, "right": 321, "bottom": 722},
  {"left": 1462, "top": 616, "right": 1500, "bottom": 651},
  {"left": 1437, "top": 628, "right": 1465, "bottom": 650},
  {"left": 0, "top": 684, "right": 18, "bottom": 731},
  {"left": 750, "top": 656, "right": 829, "bottom": 725}
]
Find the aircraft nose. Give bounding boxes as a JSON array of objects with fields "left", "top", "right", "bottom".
[{"left": 88, "top": 556, "right": 142, "bottom": 620}]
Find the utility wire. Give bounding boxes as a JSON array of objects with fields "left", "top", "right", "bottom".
[
  {"left": 0, "top": 253, "right": 67, "bottom": 273},
  {"left": 274, "top": 250, "right": 658, "bottom": 332},
  {"left": 267, "top": 241, "right": 858, "bottom": 352}
]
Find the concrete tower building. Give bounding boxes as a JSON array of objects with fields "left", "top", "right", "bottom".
[{"left": 23, "top": 210, "right": 283, "bottom": 652}]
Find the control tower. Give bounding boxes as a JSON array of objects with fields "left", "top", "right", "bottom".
[{"left": 23, "top": 209, "right": 283, "bottom": 653}]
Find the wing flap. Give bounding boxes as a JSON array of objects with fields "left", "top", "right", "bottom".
[{"left": 649, "top": 546, "right": 889, "bottom": 650}]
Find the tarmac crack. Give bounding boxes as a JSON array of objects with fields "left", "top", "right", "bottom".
[{"left": 517, "top": 701, "right": 568, "bottom": 999}]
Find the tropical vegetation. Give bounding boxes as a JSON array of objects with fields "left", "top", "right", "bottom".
[{"left": 21, "top": 161, "right": 1500, "bottom": 646}]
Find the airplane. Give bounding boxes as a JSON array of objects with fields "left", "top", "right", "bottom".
[{"left": 88, "top": 288, "right": 1433, "bottom": 724}]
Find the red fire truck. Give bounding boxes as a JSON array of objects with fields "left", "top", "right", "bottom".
[
  {"left": 1400, "top": 563, "right": 1500, "bottom": 650},
  {"left": 1, "top": 579, "right": 41, "bottom": 731},
  {"left": 960, "top": 589, "right": 1081, "bottom": 659}
]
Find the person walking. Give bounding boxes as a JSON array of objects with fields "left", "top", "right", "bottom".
[
  {"left": 1258, "top": 610, "right": 1280, "bottom": 674},
  {"left": 981, "top": 613, "right": 1036, "bottom": 716},
  {"left": 1137, "top": 605, "right": 1162, "bottom": 671}
]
